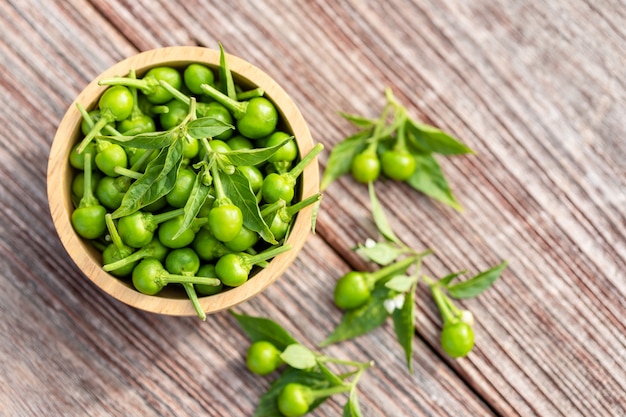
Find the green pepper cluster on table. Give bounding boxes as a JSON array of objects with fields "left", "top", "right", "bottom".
[{"left": 68, "top": 46, "right": 322, "bottom": 320}]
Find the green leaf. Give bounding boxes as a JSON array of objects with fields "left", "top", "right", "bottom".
[
  {"left": 320, "top": 131, "right": 369, "bottom": 190},
  {"left": 221, "top": 169, "right": 276, "bottom": 244},
  {"left": 343, "top": 387, "right": 363, "bottom": 417},
  {"left": 98, "top": 129, "right": 175, "bottom": 149},
  {"left": 338, "top": 112, "right": 375, "bottom": 128},
  {"left": 392, "top": 281, "right": 416, "bottom": 372},
  {"left": 355, "top": 241, "right": 404, "bottom": 266},
  {"left": 219, "top": 42, "right": 237, "bottom": 100},
  {"left": 230, "top": 311, "right": 297, "bottom": 350},
  {"left": 280, "top": 344, "right": 318, "bottom": 370},
  {"left": 438, "top": 270, "right": 468, "bottom": 287},
  {"left": 320, "top": 284, "right": 393, "bottom": 346},
  {"left": 368, "top": 182, "right": 401, "bottom": 243},
  {"left": 254, "top": 368, "right": 332, "bottom": 417},
  {"left": 171, "top": 170, "right": 210, "bottom": 240},
  {"left": 406, "top": 152, "right": 462, "bottom": 211},
  {"left": 385, "top": 275, "right": 418, "bottom": 292},
  {"left": 111, "top": 141, "right": 183, "bottom": 218},
  {"left": 186, "top": 117, "right": 234, "bottom": 139},
  {"left": 447, "top": 261, "right": 508, "bottom": 299},
  {"left": 224, "top": 136, "right": 293, "bottom": 167},
  {"left": 406, "top": 119, "right": 474, "bottom": 155}
]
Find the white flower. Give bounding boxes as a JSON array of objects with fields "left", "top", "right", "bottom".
[
  {"left": 459, "top": 310, "right": 474, "bottom": 326},
  {"left": 364, "top": 238, "right": 377, "bottom": 248},
  {"left": 384, "top": 293, "right": 406, "bottom": 314}
]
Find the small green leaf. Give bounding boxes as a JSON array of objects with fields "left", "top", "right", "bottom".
[
  {"left": 338, "top": 112, "right": 375, "bottom": 128},
  {"left": 225, "top": 136, "right": 293, "bottom": 167},
  {"left": 280, "top": 344, "right": 318, "bottom": 370},
  {"left": 355, "top": 241, "right": 404, "bottom": 265},
  {"left": 98, "top": 129, "right": 175, "bottom": 149},
  {"left": 447, "top": 261, "right": 508, "bottom": 299},
  {"left": 320, "top": 285, "right": 393, "bottom": 346},
  {"left": 320, "top": 131, "right": 369, "bottom": 190},
  {"left": 368, "top": 182, "right": 401, "bottom": 243},
  {"left": 343, "top": 387, "right": 363, "bottom": 417},
  {"left": 221, "top": 169, "right": 276, "bottom": 244},
  {"left": 253, "top": 368, "right": 332, "bottom": 417},
  {"left": 219, "top": 42, "right": 237, "bottom": 100},
  {"left": 406, "top": 119, "right": 474, "bottom": 155},
  {"left": 230, "top": 311, "right": 297, "bottom": 350},
  {"left": 438, "top": 270, "right": 468, "bottom": 287},
  {"left": 172, "top": 171, "right": 211, "bottom": 240},
  {"left": 111, "top": 141, "right": 183, "bottom": 218},
  {"left": 392, "top": 281, "right": 416, "bottom": 372},
  {"left": 406, "top": 152, "right": 463, "bottom": 211},
  {"left": 186, "top": 117, "right": 234, "bottom": 139},
  {"left": 385, "top": 275, "right": 418, "bottom": 292}
]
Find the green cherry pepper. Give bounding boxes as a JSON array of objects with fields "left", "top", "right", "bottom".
[
  {"left": 183, "top": 63, "right": 215, "bottom": 95},
  {"left": 277, "top": 383, "right": 314, "bottom": 417},
  {"left": 207, "top": 204, "right": 243, "bottom": 243},
  {"left": 131, "top": 258, "right": 220, "bottom": 295},
  {"left": 277, "top": 382, "right": 353, "bottom": 417},
  {"left": 266, "top": 131, "right": 297, "bottom": 164},
  {"left": 261, "top": 193, "right": 322, "bottom": 241},
  {"left": 223, "top": 226, "right": 259, "bottom": 252},
  {"left": 117, "top": 208, "right": 185, "bottom": 248},
  {"left": 215, "top": 244, "right": 292, "bottom": 287},
  {"left": 116, "top": 69, "right": 157, "bottom": 135},
  {"left": 261, "top": 143, "right": 323, "bottom": 204},
  {"left": 380, "top": 119, "right": 415, "bottom": 181},
  {"left": 164, "top": 247, "right": 208, "bottom": 320},
  {"left": 166, "top": 167, "right": 197, "bottom": 208},
  {"left": 76, "top": 85, "right": 134, "bottom": 153},
  {"left": 94, "top": 141, "right": 128, "bottom": 177},
  {"left": 71, "top": 152, "right": 107, "bottom": 239},
  {"left": 200, "top": 83, "right": 278, "bottom": 139},
  {"left": 195, "top": 264, "right": 224, "bottom": 296},
  {"left": 380, "top": 149, "right": 416, "bottom": 181},
  {"left": 71, "top": 170, "right": 102, "bottom": 200},
  {"left": 351, "top": 148, "right": 380, "bottom": 183},
  {"left": 237, "top": 165, "right": 264, "bottom": 194},
  {"left": 102, "top": 237, "right": 168, "bottom": 273},
  {"left": 165, "top": 247, "right": 201, "bottom": 276},
  {"left": 158, "top": 215, "right": 208, "bottom": 249},
  {"left": 101, "top": 214, "right": 135, "bottom": 277},
  {"left": 440, "top": 322, "right": 475, "bottom": 358},
  {"left": 334, "top": 256, "right": 418, "bottom": 310},
  {"left": 95, "top": 175, "right": 128, "bottom": 210},
  {"left": 99, "top": 66, "right": 183, "bottom": 104},
  {"left": 192, "top": 228, "right": 230, "bottom": 262},
  {"left": 159, "top": 99, "right": 189, "bottom": 130},
  {"left": 246, "top": 340, "right": 283, "bottom": 376}
]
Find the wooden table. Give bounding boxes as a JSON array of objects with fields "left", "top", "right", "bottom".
[{"left": 1, "top": 1, "right": 624, "bottom": 416}]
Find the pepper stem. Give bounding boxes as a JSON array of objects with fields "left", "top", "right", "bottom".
[
  {"left": 309, "top": 384, "right": 352, "bottom": 401},
  {"left": 260, "top": 200, "right": 286, "bottom": 218},
  {"left": 431, "top": 284, "right": 456, "bottom": 324},
  {"left": 159, "top": 272, "right": 221, "bottom": 287},
  {"left": 103, "top": 247, "right": 150, "bottom": 272},
  {"left": 182, "top": 283, "right": 206, "bottom": 321},
  {"left": 285, "top": 193, "right": 322, "bottom": 218},
  {"left": 99, "top": 77, "right": 151, "bottom": 94},
  {"left": 151, "top": 207, "right": 185, "bottom": 224},
  {"left": 113, "top": 166, "right": 143, "bottom": 180},
  {"left": 105, "top": 214, "right": 125, "bottom": 250},
  {"left": 245, "top": 244, "right": 292, "bottom": 266},
  {"left": 78, "top": 152, "right": 97, "bottom": 207},
  {"left": 200, "top": 83, "right": 247, "bottom": 119},
  {"left": 76, "top": 114, "right": 110, "bottom": 154},
  {"left": 368, "top": 255, "right": 419, "bottom": 286},
  {"left": 287, "top": 143, "right": 324, "bottom": 180}
]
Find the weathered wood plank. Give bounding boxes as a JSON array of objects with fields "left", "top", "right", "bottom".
[{"left": 0, "top": 0, "right": 625, "bottom": 416}]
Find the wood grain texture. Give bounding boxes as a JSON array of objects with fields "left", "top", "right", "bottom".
[{"left": 1, "top": 0, "right": 624, "bottom": 416}]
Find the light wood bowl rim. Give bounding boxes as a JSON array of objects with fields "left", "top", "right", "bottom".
[{"left": 47, "top": 46, "right": 318, "bottom": 316}]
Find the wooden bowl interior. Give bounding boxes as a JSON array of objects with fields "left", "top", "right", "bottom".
[{"left": 48, "top": 46, "right": 318, "bottom": 316}]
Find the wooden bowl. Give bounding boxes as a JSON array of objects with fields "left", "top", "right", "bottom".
[{"left": 47, "top": 46, "right": 318, "bottom": 316}]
